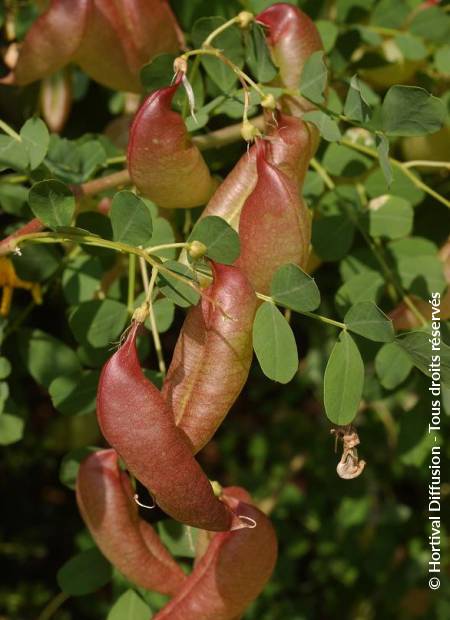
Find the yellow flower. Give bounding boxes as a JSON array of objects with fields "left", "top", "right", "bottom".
[{"left": 0, "top": 257, "right": 42, "bottom": 316}]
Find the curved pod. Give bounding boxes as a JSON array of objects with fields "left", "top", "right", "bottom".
[
  {"left": 257, "top": 3, "right": 324, "bottom": 106},
  {"left": 201, "top": 112, "right": 313, "bottom": 231},
  {"left": 76, "top": 449, "right": 186, "bottom": 595},
  {"left": 162, "top": 264, "right": 257, "bottom": 453},
  {"left": 153, "top": 488, "right": 278, "bottom": 620},
  {"left": 8, "top": 0, "right": 181, "bottom": 92},
  {"left": 128, "top": 80, "right": 216, "bottom": 208},
  {"left": 97, "top": 321, "right": 236, "bottom": 531},
  {"left": 236, "top": 139, "right": 311, "bottom": 294}
]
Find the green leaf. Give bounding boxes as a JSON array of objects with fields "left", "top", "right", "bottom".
[
  {"left": 271, "top": 264, "right": 320, "bottom": 312},
  {"left": 140, "top": 53, "right": 177, "bottom": 92},
  {"left": 316, "top": 20, "right": 338, "bottom": 54},
  {"left": 303, "top": 111, "right": 341, "bottom": 142},
  {"left": 0, "top": 183, "right": 28, "bottom": 216},
  {"left": 0, "top": 414, "right": 24, "bottom": 446},
  {"left": 397, "top": 255, "right": 446, "bottom": 298},
  {"left": 245, "top": 22, "right": 278, "bottom": 83},
  {"left": 0, "top": 382, "right": 9, "bottom": 413},
  {"left": 344, "top": 301, "right": 394, "bottom": 342},
  {"left": 0, "top": 135, "right": 28, "bottom": 171},
  {"left": 324, "top": 330, "right": 364, "bottom": 425},
  {"left": 366, "top": 165, "right": 424, "bottom": 206},
  {"left": 344, "top": 75, "right": 371, "bottom": 122},
  {"left": 44, "top": 136, "right": 106, "bottom": 184},
  {"left": 158, "top": 261, "right": 200, "bottom": 308},
  {"left": 253, "top": 302, "right": 298, "bottom": 384},
  {"left": 371, "top": 0, "right": 408, "bottom": 28},
  {"left": 108, "top": 590, "right": 152, "bottom": 620},
  {"left": 28, "top": 180, "right": 75, "bottom": 230},
  {"left": 312, "top": 214, "right": 355, "bottom": 261},
  {"left": 435, "top": 45, "right": 450, "bottom": 75},
  {"left": 335, "top": 271, "right": 384, "bottom": 316},
  {"left": 77, "top": 140, "right": 107, "bottom": 180},
  {"left": 62, "top": 256, "right": 103, "bottom": 305},
  {"left": 49, "top": 371, "right": 100, "bottom": 416},
  {"left": 375, "top": 342, "right": 413, "bottom": 389},
  {"left": 303, "top": 171, "right": 325, "bottom": 199},
  {"left": 188, "top": 216, "right": 240, "bottom": 264},
  {"left": 322, "top": 143, "right": 372, "bottom": 177},
  {"left": 69, "top": 300, "right": 129, "bottom": 348},
  {"left": 375, "top": 134, "right": 393, "bottom": 188},
  {"left": 110, "top": 191, "right": 153, "bottom": 247},
  {"left": 394, "top": 33, "right": 428, "bottom": 61},
  {"left": 157, "top": 521, "right": 199, "bottom": 558},
  {"left": 149, "top": 215, "right": 176, "bottom": 259},
  {"left": 192, "top": 17, "right": 244, "bottom": 92},
  {"left": 396, "top": 331, "right": 450, "bottom": 387},
  {"left": 299, "top": 51, "right": 327, "bottom": 105},
  {"left": 20, "top": 117, "right": 49, "bottom": 169},
  {"left": 19, "top": 329, "right": 81, "bottom": 389},
  {"left": 12, "top": 244, "right": 61, "bottom": 282},
  {"left": 0, "top": 357, "right": 11, "bottom": 380},
  {"left": 57, "top": 548, "right": 112, "bottom": 596},
  {"left": 369, "top": 195, "right": 413, "bottom": 240},
  {"left": 388, "top": 236, "right": 437, "bottom": 262},
  {"left": 410, "top": 6, "right": 450, "bottom": 43},
  {"left": 59, "top": 447, "right": 99, "bottom": 490},
  {"left": 150, "top": 298, "right": 175, "bottom": 333},
  {"left": 381, "top": 86, "right": 446, "bottom": 137}
]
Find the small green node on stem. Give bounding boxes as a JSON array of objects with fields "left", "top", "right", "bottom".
[
  {"left": 236, "top": 11, "right": 254, "bottom": 28},
  {"left": 241, "top": 120, "right": 262, "bottom": 142},
  {"left": 173, "top": 56, "right": 188, "bottom": 75},
  {"left": 132, "top": 302, "right": 149, "bottom": 324},
  {"left": 261, "top": 93, "right": 276, "bottom": 110},
  {"left": 188, "top": 240, "right": 208, "bottom": 259}
]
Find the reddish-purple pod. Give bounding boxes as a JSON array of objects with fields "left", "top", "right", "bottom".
[
  {"left": 73, "top": 0, "right": 181, "bottom": 92},
  {"left": 257, "top": 3, "right": 324, "bottom": 107},
  {"left": 127, "top": 78, "right": 217, "bottom": 209},
  {"left": 236, "top": 139, "right": 310, "bottom": 294},
  {"left": 257, "top": 3, "right": 325, "bottom": 154},
  {"left": 5, "top": 0, "right": 181, "bottom": 93},
  {"left": 96, "top": 320, "right": 237, "bottom": 531},
  {"left": 162, "top": 263, "right": 257, "bottom": 454},
  {"left": 7, "top": 0, "right": 89, "bottom": 86},
  {"left": 200, "top": 111, "right": 312, "bottom": 231},
  {"left": 153, "top": 487, "right": 278, "bottom": 620},
  {"left": 40, "top": 69, "right": 72, "bottom": 133},
  {"left": 76, "top": 449, "right": 186, "bottom": 596}
]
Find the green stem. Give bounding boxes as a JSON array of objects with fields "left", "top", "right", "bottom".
[
  {"left": 0, "top": 174, "right": 28, "bottom": 184},
  {"left": 6, "top": 231, "right": 203, "bottom": 300},
  {"left": 182, "top": 48, "right": 267, "bottom": 100},
  {"left": 0, "top": 118, "right": 21, "bottom": 141},
  {"left": 342, "top": 196, "right": 428, "bottom": 327},
  {"left": 339, "top": 138, "right": 450, "bottom": 209},
  {"left": 105, "top": 155, "right": 127, "bottom": 166},
  {"left": 37, "top": 592, "right": 70, "bottom": 620},
  {"left": 202, "top": 15, "right": 243, "bottom": 48},
  {"left": 127, "top": 253, "right": 136, "bottom": 313},
  {"left": 310, "top": 158, "right": 335, "bottom": 190},
  {"left": 146, "top": 267, "right": 166, "bottom": 375},
  {"left": 256, "top": 292, "right": 346, "bottom": 330},
  {"left": 145, "top": 242, "right": 188, "bottom": 254},
  {"left": 403, "top": 160, "right": 450, "bottom": 170}
]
